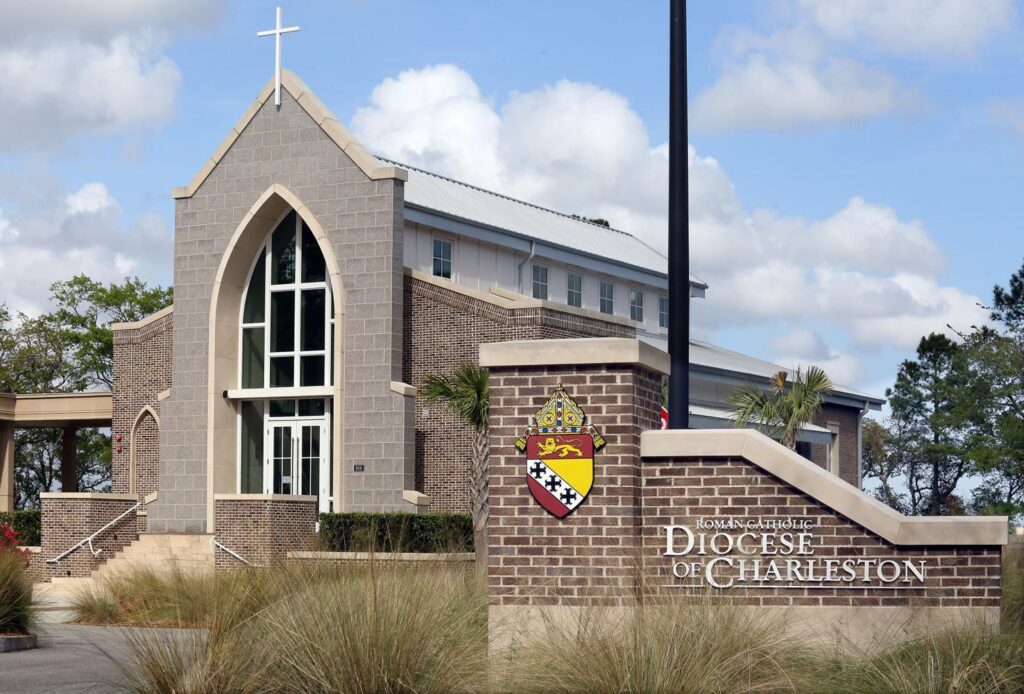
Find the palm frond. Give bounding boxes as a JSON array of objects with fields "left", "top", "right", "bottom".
[{"left": 421, "top": 363, "right": 489, "bottom": 431}]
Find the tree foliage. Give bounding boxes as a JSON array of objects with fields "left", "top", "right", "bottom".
[
  {"left": 864, "top": 259, "right": 1024, "bottom": 522},
  {"left": 0, "top": 275, "right": 171, "bottom": 508},
  {"left": 421, "top": 363, "right": 490, "bottom": 567},
  {"left": 729, "top": 367, "right": 833, "bottom": 451}
]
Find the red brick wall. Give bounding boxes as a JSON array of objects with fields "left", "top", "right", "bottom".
[
  {"left": 213, "top": 496, "right": 318, "bottom": 571},
  {"left": 809, "top": 404, "right": 861, "bottom": 487},
  {"left": 487, "top": 364, "right": 662, "bottom": 607},
  {"left": 403, "top": 277, "right": 635, "bottom": 513},
  {"left": 40, "top": 496, "right": 141, "bottom": 580},
  {"left": 112, "top": 311, "right": 172, "bottom": 500},
  {"left": 640, "top": 457, "right": 1001, "bottom": 608}
]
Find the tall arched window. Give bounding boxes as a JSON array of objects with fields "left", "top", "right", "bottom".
[{"left": 237, "top": 210, "right": 333, "bottom": 507}]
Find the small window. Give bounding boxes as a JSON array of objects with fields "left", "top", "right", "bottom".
[
  {"left": 600, "top": 281, "right": 614, "bottom": 315},
  {"left": 532, "top": 264, "right": 549, "bottom": 300},
  {"left": 567, "top": 272, "right": 583, "bottom": 308},
  {"left": 432, "top": 238, "right": 452, "bottom": 279},
  {"left": 630, "top": 289, "right": 644, "bottom": 323},
  {"left": 659, "top": 296, "right": 669, "bottom": 329}
]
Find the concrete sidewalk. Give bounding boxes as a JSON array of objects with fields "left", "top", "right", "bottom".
[{"left": 0, "top": 623, "right": 192, "bottom": 694}]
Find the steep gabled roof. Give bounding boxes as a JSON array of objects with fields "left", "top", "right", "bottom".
[{"left": 172, "top": 70, "right": 406, "bottom": 199}]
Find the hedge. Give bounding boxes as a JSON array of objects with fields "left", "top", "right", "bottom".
[
  {"left": 319, "top": 512, "right": 473, "bottom": 553},
  {"left": 0, "top": 510, "right": 41, "bottom": 547}
]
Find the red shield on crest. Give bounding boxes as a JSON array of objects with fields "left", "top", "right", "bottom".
[{"left": 525, "top": 434, "right": 594, "bottom": 518}]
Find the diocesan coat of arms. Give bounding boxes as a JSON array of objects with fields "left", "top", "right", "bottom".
[{"left": 515, "top": 385, "right": 605, "bottom": 519}]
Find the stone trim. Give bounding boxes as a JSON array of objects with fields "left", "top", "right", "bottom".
[
  {"left": 641, "top": 429, "right": 1008, "bottom": 546},
  {"left": 213, "top": 493, "right": 318, "bottom": 502},
  {"left": 390, "top": 381, "right": 417, "bottom": 397},
  {"left": 0, "top": 392, "right": 112, "bottom": 426},
  {"left": 110, "top": 304, "right": 174, "bottom": 331},
  {"left": 403, "top": 489, "right": 429, "bottom": 507},
  {"left": 172, "top": 70, "right": 406, "bottom": 199},
  {"left": 289, "top": 551, "right": 474, "bottom": 562},
  {"left": 480, "top": 337, "right": 670, "bottom": 374},
  {"left": 40, "top": 492, "right": 138, "bottom": 501}
]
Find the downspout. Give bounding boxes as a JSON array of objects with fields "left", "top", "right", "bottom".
[{"left": 516, "top": 241, "right": 536, "bottom": 295}]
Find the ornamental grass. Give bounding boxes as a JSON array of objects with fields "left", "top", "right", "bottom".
[
  {"left": 0, "top": 545, "right": 35, "bottom": 635},
  {"left": 90, "top": 561, "right": 489, "bottom": 693}
]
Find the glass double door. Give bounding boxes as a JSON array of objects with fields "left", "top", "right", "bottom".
[{"left": 264, "top": 416, "right": 330, "bottom": 511}]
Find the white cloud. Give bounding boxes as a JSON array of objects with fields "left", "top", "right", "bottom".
[
  {"left": 354, "top": 64, "right": 671, "bottom": 250},
  {"left": 686, "top": 148, "right": 987, "bottom": 347},
  {"left": 796, "top": 0, "right": 1013, "bottom": 57},
  {"left": 769, "top": 329, "right": 866, "bottom": 386},
  {"left": 692, "top": 0, "right": 1012, "bottom": 134},
  {"left": 353, "top": 64, "right": 985, "bottom": 356},
  {"left": 0, "top": 0, "right": 222, "bottom": 150},
  {"left": 690, "top": 54, "right": 900, "bottom": 133},
  {"left": 0, "top": 179, "right": 171, "bottom": 316}
]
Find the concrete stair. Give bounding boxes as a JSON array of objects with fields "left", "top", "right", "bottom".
[{"left": 34, "top": 534, "right": 215, "bottom": 607}]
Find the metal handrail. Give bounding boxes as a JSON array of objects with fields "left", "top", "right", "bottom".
[
  {"left": 211, "top": 536, "right": 257, "bottom": 567},
  {"left": 46, "top": 501, "right": 140, "bottom": 564}
]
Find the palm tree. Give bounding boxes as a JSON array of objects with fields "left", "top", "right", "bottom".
[
  {"left": 729, "top": 367, "right": 833, "bottom": 450},
  {"left": 421, "top": 363, "right": 489, "bottom": 566}
]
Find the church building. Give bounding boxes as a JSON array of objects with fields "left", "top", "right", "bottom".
[{"left": 3, "top": 71, "right": 881, "bottom": 559}]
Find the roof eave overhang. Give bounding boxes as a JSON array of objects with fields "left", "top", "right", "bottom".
[{"left": 689, "top": 363, "right": 885, "bottom": 411}]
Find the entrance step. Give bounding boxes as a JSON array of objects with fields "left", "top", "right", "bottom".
[{"left": 31, "top": 534, "right": 215, "bottom": 612}]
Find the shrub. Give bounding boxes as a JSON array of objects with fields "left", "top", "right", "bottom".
[
  {"left": 318, "top": 512, "right": 473, "bottom": 553},
  {"left": 0, "top": 526, "right": 34, "bottom": 635},
  {"left": 0, "top": 510, "right": 41, "bottom": 546}
]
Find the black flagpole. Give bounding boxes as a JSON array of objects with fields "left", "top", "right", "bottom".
[{"left": 668, "top": 0, "right": 689, "bottom": 429}]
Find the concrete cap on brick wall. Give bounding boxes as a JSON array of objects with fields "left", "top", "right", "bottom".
[
  {"left": 480, "top": 338, "right": 669, "bottom": 374},
  {"left": 40, "top": 492, "right": 138, "bottom": 501},
  {"left": 641, "top": 429, "right": 1008, "bottom": 547}
]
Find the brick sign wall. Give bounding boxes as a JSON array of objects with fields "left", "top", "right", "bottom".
[
  {"left": 641, "top": 457, "right": 1001, "bottom": 608},
  {"left": 481, "top": 338, "right": 1007, "bottom": 640}
]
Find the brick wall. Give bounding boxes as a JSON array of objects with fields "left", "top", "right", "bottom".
[
  {"left": 213, "top": 495, "right": 318, "bottom": 570},
  {"left": 40, "top": 494, "right": 141, "bottom": 580},
  {"left": 640, "top": 457, "right": 1001, "bottom": 608},
  {"left": 112, "top": 309, "right": 172, "bottom": 501},
  {"left": 809, "top": 403, "right": 861, "bottom": 487},
  {"left": 487, "top": 364, "right": 662, "bottom": 607},
  {"left": 403, "top": 276, "right": 635, "bottom": 513}
]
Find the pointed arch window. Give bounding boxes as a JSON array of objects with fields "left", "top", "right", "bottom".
[{"left": 240, "top": 210, "right": 334, "bottom": 390}]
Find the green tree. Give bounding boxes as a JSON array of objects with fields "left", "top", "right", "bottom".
[
  {"left": 960, "top": 260, "right": 1024, "bottom": 522},
  {"left": 729, "top": 367, "right": 833, "bottom": 451},
  {"left": 0, "top": 276, "right": 172, "bottom": 507},
  {"left": 887, "top": 333, "right": 979, "bottom": 516},
  {"left": 49, "top": 275, "right": 172, "bottom": 388},
  {"left": 861, "top": 418, "right": 909, "bottom": 513},
  {"left": 421, "top": 363, "right": 489, "bottom": 565}
]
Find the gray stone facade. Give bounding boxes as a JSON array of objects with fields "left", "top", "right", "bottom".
[{"left": 152, "top": 87, "right": 409, "bottom": 533}]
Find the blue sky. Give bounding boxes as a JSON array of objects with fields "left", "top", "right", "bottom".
[{"left": 1, "top": 0, "right": 1023, "bottom": 404}]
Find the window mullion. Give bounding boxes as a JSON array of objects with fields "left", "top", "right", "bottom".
[{"left": 263, "top": 242, "right": 271, "bottom": 389}]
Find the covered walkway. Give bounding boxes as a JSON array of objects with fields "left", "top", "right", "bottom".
[{"left": 0, "top": 392, "right": 112, "bottom": 512}]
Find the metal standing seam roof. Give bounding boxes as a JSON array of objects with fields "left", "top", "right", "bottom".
[
  {"left": 386, "top": 159, "right": 707, "bottom": 288},
  {"left": 689, "top": 339, "right": 884, "bottom": 406}
]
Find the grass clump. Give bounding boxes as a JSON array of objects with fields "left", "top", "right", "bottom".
[
  {"left": 502, "top": 598, "right": 808, "bottom": 693},
  {"left": 95, "top": 562, "right": 488, "bottom": 693},
  {"left": 809, "top": 625, "right": 1024, "bottom": 693},
  {"left": 0, "top": 546, "right": 35, "bottom": 635}
]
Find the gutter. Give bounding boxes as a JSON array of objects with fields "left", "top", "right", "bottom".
[{"left": 516, "top": 240, "right": 536, "bottom": 295}]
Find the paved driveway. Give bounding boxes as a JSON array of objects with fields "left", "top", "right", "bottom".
[{"left": 0, "top": 623, "right": 189, "bottom": 694}]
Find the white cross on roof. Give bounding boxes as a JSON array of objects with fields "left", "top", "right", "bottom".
[{"left": 257, "top": 6, "right": 300, "bottom": 107}]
